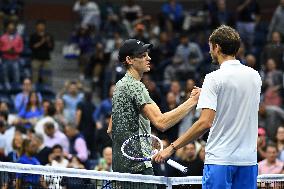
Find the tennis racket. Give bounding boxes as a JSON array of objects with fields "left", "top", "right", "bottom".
[{"left": 121, "top": 134, "right": 188, "bottom": 173}]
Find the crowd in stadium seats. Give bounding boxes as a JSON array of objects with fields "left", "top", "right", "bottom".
[{"left": 0, "top": 0, "right": 283, "bottom": 180}]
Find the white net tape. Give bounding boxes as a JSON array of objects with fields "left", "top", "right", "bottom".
[{"left": 0, "top": 162, "right": 283, "bottom": 186}]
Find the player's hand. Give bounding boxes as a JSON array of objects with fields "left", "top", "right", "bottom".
[
  {"left": 153, "top": 146, "right": 174, "bottom": 164},
  {"left": 190, "top": 86, "right": 201, "bottom": 102}
]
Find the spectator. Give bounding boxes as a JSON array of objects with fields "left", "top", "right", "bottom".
[
  {"left": 180, "top": 78, "right": 196, "bottom": 102},
  {"left": 0, "top": 110, "right": 15, "bottom": 156},
  {"left": 245, "top": 54, "right": 257, "bottom": 70},
  {"left": 47, "top": 144, "right": 69, "bottom": 167},
  {"left": 261, "top": 31, "right": 284, "bottom": 71},
  {"left": 210, "top": 0, "right": 235, "bottom": 28},
  {"left": 33, "top": 133, "right": 52, "bottom": 165},
  {"left": 14, "top": 78, "right": 42, "bottom": 113},
  {"left": 93, "top": 84, "right": 114, "bottom": 130},
  {"left": 175, "top": 34, "right": 204, "bottom": 75},
  {"left": 29, "top": 19, "right": 54, "bottom": 84},
  {"left": 258, "top": 143, "right": 284, "bottom": 174},
  {"left": 18, "top": 91, "right": 43, "bottom": 129},
  {"left": 178, "top": 108, "right": 200, "bottom": 139},
  {"left": 267, "top": 0, "right": 284, "bottom": 41},
  {"left": 263, "top": 58, "right": 283, "bottom": 88},
  {"left": 73, "top": 0, "right": 101, "bottom": 31},
  {"left": 161, "top": 0, "right": 184, "bottom": 32},
  {"left": 275, "top": 126, "right": 284, "bottom": 161},
  {"left": 62, "top": 81, "right": 84, "bottom": 123},
  {"left": 102, "top": 14, "right": 126, "bottom": 38},
  {"left": 43, "top": 122, "right": 69, "bottom": 153},
  {"left": 16, "top": 139, "right": 46, "bottom": 189},
  {"left": 164, "top": 54, "right": 192, "bottom": 84},
  {"left": 76, "top": 89, "right": 96, "bottom": 158},
  {"left": 88, "top": 42, "right": 107, "bottom": 89},
  {"left": 259, "top": 103, "right": 284, "bottom": 141},
  {"left": 133, "top": 23, "right": 149, "bottom": 43},
  {"left": 168, "top": 80, "right": 182, "bottom": 104},
  {"left": 70, "top": 25, "right": 94, "bottom": 81},
  {"left": 178, "top": 142, "right": 204, "bottom": 177},
  {"left": 34, "top": 103, "right": 59, "bottom": 137},
  {"left": 142, "top": 74, "right": 162, "bottom": 106},
  {"left": 236, "top": 0, "right": 260, "bottom": 51},
  {"left": 120, "top": 0, "right": 143, "bottom": 24},
  {"left": 160, "top": 91, "right": 180, "bottom": 143},
  {"left": 68, "top": 155, "right": 85, "bottom": 169},
  {"left": 0, "top": 21, "right": 23, "bottom": 88},
  {"left": 45, "top": 144, "right": 69, "bottom": 189},
  {"left": 54, "top": 98, "right": 67, "bottom": 131},
  {"left": 103, "top": 35, "right": 123, "bottom": 96},
  {"left": 152, "top": 32, "right": 176, "bottom": 81},
  {"left": 64, "top": 123, "right": 88, "bottom": 162},
  {"left": 6, "top": 132, "right": 23, "bottom": 162},
  {"left": 257, "top": 127, "right": 267, "bottom": 162},
  {"left": 95, "top": 114, "right": 112, "bottom": 155},
  {"left": 95, "top": 147, "right": 112, "bottom": 172}
]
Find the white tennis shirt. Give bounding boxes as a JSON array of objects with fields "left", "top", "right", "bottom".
[{"left": 197, "top": 60, "right": 262, "bottom": 165}]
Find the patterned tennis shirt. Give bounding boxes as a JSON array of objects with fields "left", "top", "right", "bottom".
[{"left": 112, "top": 72, "right": 154, "bottom": 173}]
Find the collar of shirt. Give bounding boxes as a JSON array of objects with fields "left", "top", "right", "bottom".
[{"left": 220, "top": 59, "right": 241, "bottom": 68}]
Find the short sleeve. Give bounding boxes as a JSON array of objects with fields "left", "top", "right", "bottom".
[
  {"left": 196, "top": 74, "right": 218, "bottom": 111},
  {"left": 133, "top": 82, "right": 154, "bottom": 110}
]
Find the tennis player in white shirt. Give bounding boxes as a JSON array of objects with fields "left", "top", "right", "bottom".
[{"left": 154, "top": 25, "right": 262, "bottom": 189}]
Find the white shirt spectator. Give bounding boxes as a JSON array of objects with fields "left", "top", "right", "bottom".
[
  {"left": 34, "top": 116, "right": 59, "bottom": 136},
  {"left": 73, "top": 0, "right": 100, "bottom": 29},
  {"left": 197, "top": 60, "right": 262, "bottom": 166},
  {"left": 0, "top": 126, "right": 15, "bottom": 155}
]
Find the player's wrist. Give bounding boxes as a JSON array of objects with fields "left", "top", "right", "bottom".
[{"left": 170, "top": 143, "right": 177, "bottom": 152}]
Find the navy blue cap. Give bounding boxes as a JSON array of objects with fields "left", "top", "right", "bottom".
[{"left": 118, "top": 39, "right": 153, "bottom": 62}]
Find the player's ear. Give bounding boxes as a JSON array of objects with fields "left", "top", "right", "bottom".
[
  {"left": 215, "top": 44, "right": 222, "bottom": 54},
  {"left": 126, "top": 56, "right": 133, "bottom": 65}
]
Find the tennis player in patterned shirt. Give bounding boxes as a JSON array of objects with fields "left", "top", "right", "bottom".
[{"left": 108, "top": 39, "right": 200, "bottom": 175}]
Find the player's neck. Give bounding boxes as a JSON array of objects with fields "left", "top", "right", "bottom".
[
  {"left": 218, "top": 55, "right": 235, "bottom": 65},
  {"left": 127, "top": 69, "right": 142, "bottom": 81}
]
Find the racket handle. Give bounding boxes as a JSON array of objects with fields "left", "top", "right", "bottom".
[{"left": 166, "top": 159, "right": 188, "bottom": 173}]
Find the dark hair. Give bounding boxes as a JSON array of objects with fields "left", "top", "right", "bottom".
[
  {"left": 36, "top": 19, "right": 46, "bottom": 26},
  {"left": 26, "top": 91, "right": 40, "bottom": 111},
  {"left": 84, "top": 88, "right": 93, "bottom": 102},
  {"left": 209, "top": 25, "right": 241, "bottom": 56},
  {"left": 47, "top": 104, "right": 56, "bottom": 116},
  {"left": 44, "top": 122, "right": 55, "bottom": 130},
  {"left": 265, "top": 142, "right": 278, "bottom": 152},
  {"left": 52, "top": 144, "right": 63, "bottom": 152},
  {"left": 0, "top": 111, "right": 8, "bottom": 121},
  {"left": 20, "top": 139, "right": 32, "bottom": 156},
  {"left": 4, "top": 21, "right": 15, "bottom": 29}
]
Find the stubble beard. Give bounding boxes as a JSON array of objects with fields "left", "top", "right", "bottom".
[{"left": 211, "top": 54, "right": 219, "bottom": 65}]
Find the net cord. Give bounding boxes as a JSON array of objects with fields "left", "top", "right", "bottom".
[{"left": 1, "top": 162, "right": 284, "bottom": 185}]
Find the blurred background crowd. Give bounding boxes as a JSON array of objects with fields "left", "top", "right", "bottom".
[{"left": 0, "top": 0, "right": 283, "bottom": 178}]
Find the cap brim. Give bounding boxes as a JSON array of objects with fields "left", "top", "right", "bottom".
[{"left": 135, "top": 44, "right": 153, "bottom": 55}]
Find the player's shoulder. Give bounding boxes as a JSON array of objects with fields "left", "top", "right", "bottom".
[
  {"left": 204, "top": 69, "right": 221, "bottom": 80},
  {"left": 242, "top": 65, "right": 262, "bottom": 80}
]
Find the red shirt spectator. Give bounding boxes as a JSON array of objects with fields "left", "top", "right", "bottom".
[{"left": 0, "top": 22, "right": 23, "bottom": 60}]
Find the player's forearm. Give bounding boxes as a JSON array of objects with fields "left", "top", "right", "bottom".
[
  {"left": 171, "top": 120, "right": 210, "bottom": 151},
  {"left": 159, "top": 98, "right": 197, "bottom": 131}
]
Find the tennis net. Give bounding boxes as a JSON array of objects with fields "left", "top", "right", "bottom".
[{"left": 0, "top": 162, "right": 283, "bottom": 189}]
